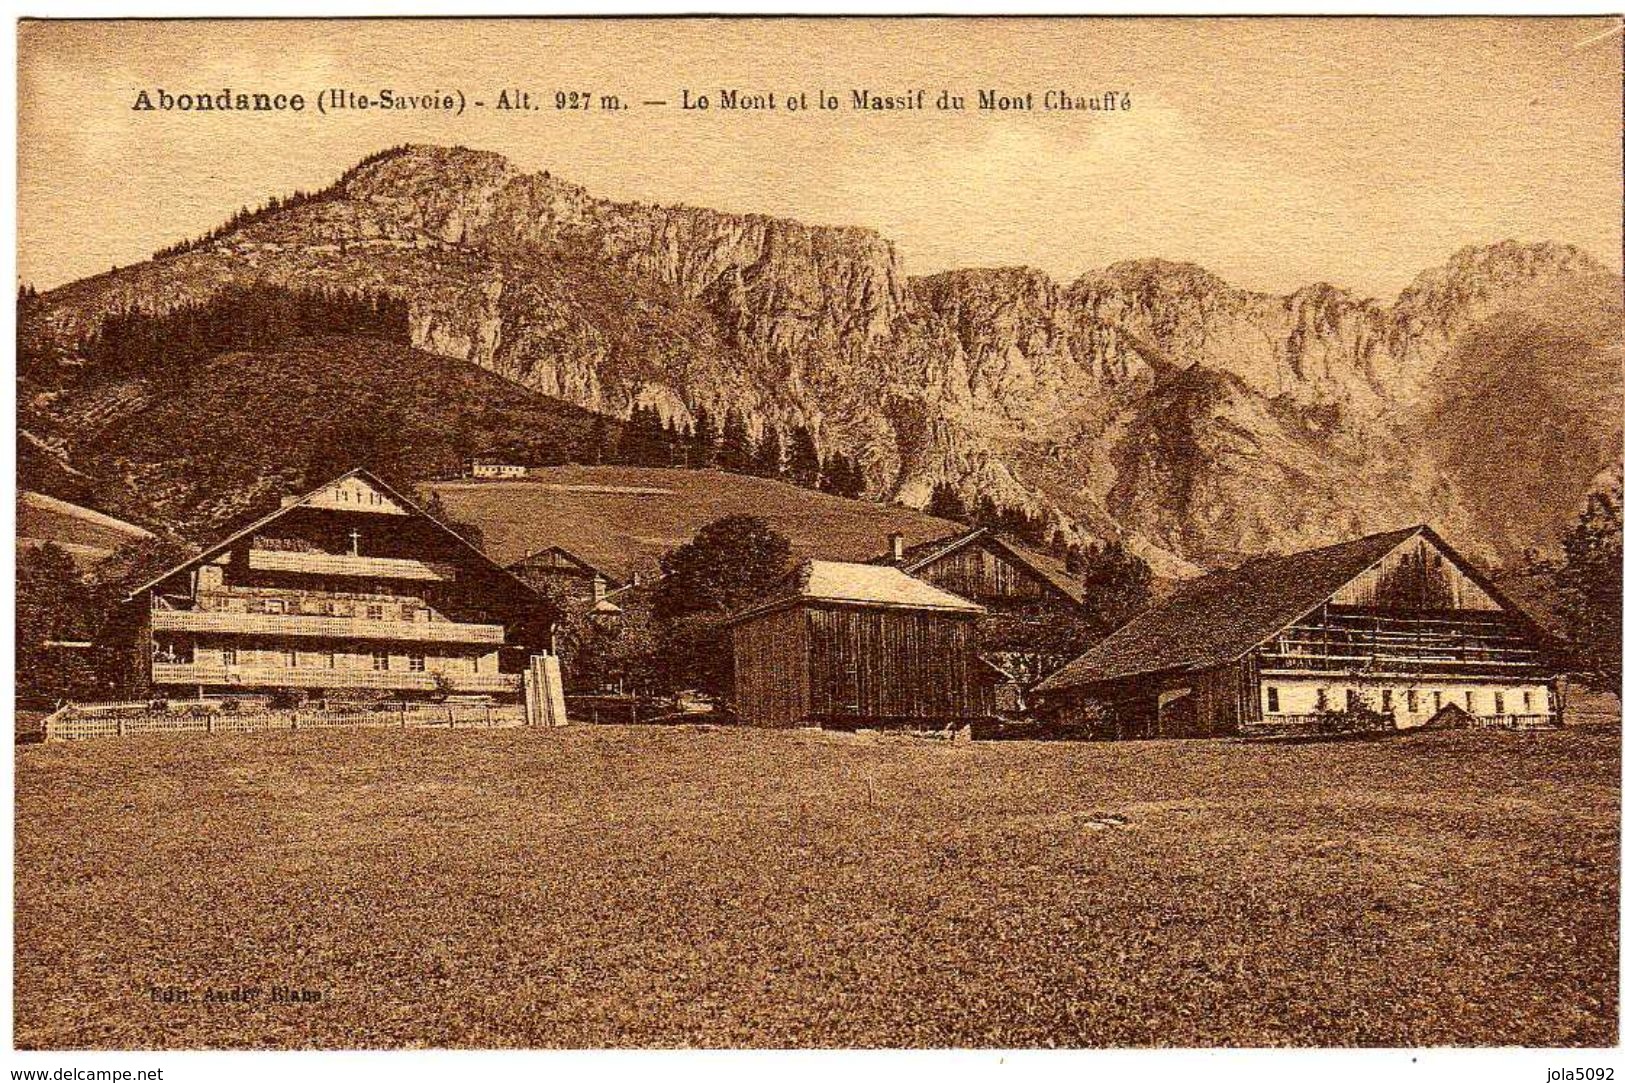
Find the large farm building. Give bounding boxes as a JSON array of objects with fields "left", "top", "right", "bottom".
[
  {"left": 123, "top": 470, "right": 552, "bottom": 701},
  {"left": 1032, "top": 525, "right": 1559, "bottom": 738}
]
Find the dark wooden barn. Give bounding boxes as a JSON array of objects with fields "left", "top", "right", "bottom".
[
  {"left": 731, "top": 560, "right": 991, "bottom": 728},
  {"left": 871, "top": 527, "right": 1089, "bottom": 711},
  {"left": 1031, "top": 525, "right": 1559, "bottom": 738},
  {"left": 871, "top": 527, "right": 1087, "bottom": 609}
]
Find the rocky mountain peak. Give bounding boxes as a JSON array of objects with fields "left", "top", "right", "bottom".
[{"left": 20, "top": 146, "right": 1621, "bottom": 572}]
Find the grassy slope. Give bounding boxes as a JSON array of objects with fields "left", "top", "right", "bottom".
[
  {"left": 424, "top": 467, "right": 967, "bottom": 579},
  {"left": 24, "top": 335, "right": 617, "bottom": 541},
  {"left": 17, "top": 492, "right": 155, "bottom": 568},
  {"left": 15, "top": 726, "right": 1618, "bottom": 1048}
]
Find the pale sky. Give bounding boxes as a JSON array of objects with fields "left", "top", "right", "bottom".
[{"left": 17, "top": 17, "right": 1625, "bottom": 298}]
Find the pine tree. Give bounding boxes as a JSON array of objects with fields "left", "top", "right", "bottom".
[
  {"left": 720, "top": 409, "right": 752, "bottom": 472},
  {"left": 588, "top": 414, "right": 612, "bottom": 466},
  {"left": 691, "top": 406, "right": 718, "bottom": 468},
  {"left": 754, "top": 426, "right": 785, "bottom": 479},
  {"left": 1555, "top": 474, "right": 1624, "bottom": 687},
  {"left": 787, "top": 425, "right": 821, "bottom": 489},
  {"left": 821, "top": 452, "right": 867, "bottom": 499},
  {"left": 925, "top": 482, "right": 969, "bottom": 523}
]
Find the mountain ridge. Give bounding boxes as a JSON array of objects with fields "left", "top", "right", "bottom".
[{"left": 21, "top": 143, "right": 1622, "bottom": 571}]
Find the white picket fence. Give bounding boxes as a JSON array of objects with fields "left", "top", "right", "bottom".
[{"left": 41, "top": 700, "right": 526, "bottom": 742}]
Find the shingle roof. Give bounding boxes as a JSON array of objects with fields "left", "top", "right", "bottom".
[
  {"left": 1034, "top": 525, "right": 1431, "bottom": 692},
  {"left": 732, "top": 559, "right": 984, "bottom": 623}
]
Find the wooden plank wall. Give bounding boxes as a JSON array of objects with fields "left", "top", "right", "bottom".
[
  {"left": 1187, "top": 658, "right": 1256, "bottom": 736},
  {"left": 1331, "top": 533, "right": 1500, "bottom": 611},
  {"left": 731, "top": 607, "right": 810, "bottom": 727},
  {"left": 805, "top": 605, "right": 986, "bottom": 723},
  {"left": 915, "top": 544, "right": 1049, "bottom": 602}
]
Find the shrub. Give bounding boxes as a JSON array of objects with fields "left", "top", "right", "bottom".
[
  {"left": 1307, "top": 692, "right": 1395, "bottom": 736},
  {"left": 266, "top": 688, "right": 308, "bottom": 710}
]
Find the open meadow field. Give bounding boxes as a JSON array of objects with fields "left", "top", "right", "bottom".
[{"left": 14, "top": 724, "right": 1620, "bottom": 1049}]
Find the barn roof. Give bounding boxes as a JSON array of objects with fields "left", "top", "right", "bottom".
[
  {"left": 872, "top": 526, "right": 1087, "bottom": 607},
  {"left": 1035, "top": 525, "right": 1456, "bottom": 693},
  {"left": 732, "top": 559, "right": 984, "bottom": 623}
]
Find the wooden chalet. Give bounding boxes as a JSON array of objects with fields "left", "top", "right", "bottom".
[
  {"left": 873, "top": 527, "right": 1089, "bottom": 711},
  {"left": 731, "top": 560, "right": 991, "bottom": 728},
  {"left": 872, "top": 526, "right": 1086, "bottom": 604},
  {"left": 124, "top": 470, "right": 552, "bottom": 702},
  {"left": 1032, "top": 525, "right": 1559, "bottom": 738},
  {"left": 507, "top": 544, "right": 625, "bottom": 609}
]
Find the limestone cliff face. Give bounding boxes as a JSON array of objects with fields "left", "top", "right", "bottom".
[{"left": 22, "top": 145, "right": 1622, "bottom": 570}]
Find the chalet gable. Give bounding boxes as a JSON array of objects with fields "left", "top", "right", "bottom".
[
  {"left": 507, "top": 544, "right": 622, "bottom": 587},
  {"left": 1034, "top": 525, "right": 1547, "bottom": 694},
  {"left": 291, "top": 474, "right": 410, "bottom": 515},
  {"left": 874, "top": 527, "right": 1087, "bottom": 607},
  {"left": 127, "top": 468, "right": 541, "bottom": 603}
]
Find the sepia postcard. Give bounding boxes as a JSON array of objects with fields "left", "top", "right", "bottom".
[{"left": 11, "top": 13, "right": 1624, "bottom": 1069}]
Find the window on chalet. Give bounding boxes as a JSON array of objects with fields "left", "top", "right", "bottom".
[
  {"left": 367, "top": 604, "right": 385, "bottom": 620},
  {"left": 372, "top": 651, "right": 390, "bottom": 671},
  {"left": 1433, "top": 690, "right": 1443, "bottom": 711},
  {"left": 1524, "top": 690, "right": 1533, "bottom": 710},
  {"left": 1464, "top": 689, "right": 1475, "bottom": 711},
  {"left": 1406, "top": 690, "right": 1418, "bottom": 713},
  {"left": 1381, "top": 689, "right": 1393, "bottom": 712},
  {"left": 326, "top": 651, "right": 338, "bottom": 669},
  {"left": 1265, "top": 687, "right": 1279, "bottom": 713},
  {"left": 282, "top": 649, "right": 297, "bottom": 669},
  {"left": 265, "top": 599, "right": 286, "bottom": 614},
  {"left": 408, "top": 653, "right": 426, "bottom": 673},
  {"left": 1345, "top": 689, "right": 1357, "bottom": 712},
  {"left": 222, "top": 646, "right": 238, "bottom": 667},
  {"left": 1494, "top": 691, "right": 1505, "bottom": 715},
  {"left": 1316, "top": 688, "right": 1328, "bottom": 711}
]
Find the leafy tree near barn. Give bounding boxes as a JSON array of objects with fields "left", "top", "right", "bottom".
[
  {"left": 1079, "top": 539, "right": 1155, "bottom": 639},
  {"left": 1553, "top": 474, "right": 1623, "bottom": 689},
  {"left": 528, "top": 579, "right": 656, "bottom": 696},
  {"left": 16, "top": 543, "right": 101, "bottom": 703},
  {"left": 650, "top": 515, "right": 793, "bottom": 698},
  {"left": 16, "top": 532, "right": 199, "bottom": 703}
]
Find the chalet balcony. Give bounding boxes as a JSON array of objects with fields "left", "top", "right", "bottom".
[
  {"left": 150, "top": 662, "right": 520, "bottom": 694},
  {"left": 246, "top": 549, "right": 458, "bottom": 582},
  {"left": 150, "top": 608, "right": 506, "bottom": 645},
  {"left": 1255, "top": 651, "right": 1547, "bottom": 679}
]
